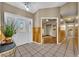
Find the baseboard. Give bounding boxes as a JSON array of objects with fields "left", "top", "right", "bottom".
[
  {"left": 57, "top": 43, "right": 62, "bottom": 44},
  {"left": 33, "top": 42, "right": 42, "bottom": 44}
]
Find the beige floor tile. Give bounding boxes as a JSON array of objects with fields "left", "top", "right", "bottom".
[
  {"left": 22, "top": 53, "right": 32, "bottom": 57},
  {"left": 20, "top": 50, "right": 30, "bottom": 55},
  {"left": 34, "top": 46, "right": 44, "bottom": 51},
  {"left": 65, "top": 53, "right": 74, "bottom": 57},
  {"left": 17, "top": 45, "right": 31, "bottom": 55},
  {"left": 54, "top": 52, "right": 64, "bottom": 57},
  {"left": 32, "top": 53, "right": 43, "bottom": 57},
  {"left": 38, "top": 49, "right": 48, "bottom": 55},
  {"left": 48, "top": 51, "right": 56, "bottom": 55},
  {"left": 15, "top": 49, "right": 21, "bottom": 57},
  {"left": 41, "top": 47, "right": 50, "bottom": 51},
  {"left": 57, "top": 49, "right": 65, "bottom": 54},
  {"left": 15, "top": 43, "right": 78, "bottom": 57},
  {"left": 29, "top": 49, "right": 37, "bottom": 55},
  {"left": 49, "top": 48, "right": 58, "bottom": 52},
  {"left": 59, "top": 47, "right": 66, "bottom": 51},
  {"left": 65, "top": 51, "right": 74, "bottom": 57},
  {"left": 43, "top": 52, "right": 53, "bottom": 57},
  {"left": 17, "top": 46, "right": 26, "bottom": 52}
]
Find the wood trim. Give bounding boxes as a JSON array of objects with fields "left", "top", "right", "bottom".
[{"left": 33, "top": 27, "right": 41, "bottom": 43}]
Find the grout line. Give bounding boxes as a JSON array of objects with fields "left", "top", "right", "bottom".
[
  {"left": 16, "top": 42, "right": 75, "bottom": 57},
  {"left": 22, "top": 45, "right": 33, "bottom": 56},
  {"left": 33, "top": 48, "right": 45, "bottom": 56},
  {"left": 31, "top": 44, "right": 54, "bottom": 56},
  {"left": 16, "top": 47, "right": 22, "bottom": 57},
  {"left": 29, "top": 45, "right": 43, "bottom": 56},
  {"left": 53, "top": 40, "right": 65, "bottom": 56},
  {"left": 42, "top": 44, "right": 55, "bottom": 56},
  {"left": 22, "top": 44, "right": 42, "bottom": 57},
  {"left": 63, "top": 40, "right": 69, "bottom": 56}
]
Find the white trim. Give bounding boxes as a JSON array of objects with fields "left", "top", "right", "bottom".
[
  {"left": 57, "top": 17, "right": 59, "bottom": 44},
  {"left": 41, "top": 17, "right": 43, "bottom": 44},
  {"left": 78, "top": 16, "right": 79, "bottom": 55},
  {"left": 41, "top": 17, "right": 59, "bottom": 44},
  {"left": 41, "top": 17, "right": 58, "bottom": 20},
  {"left": 33, "top": 42, "right": 42, "bottom": 44}
]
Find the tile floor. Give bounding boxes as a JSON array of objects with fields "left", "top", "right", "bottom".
[{"left": 15, "top": 43, "right": 78, "bottom": 57}]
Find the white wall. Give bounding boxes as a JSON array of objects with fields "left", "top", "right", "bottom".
[
  {"left": 50, "top": 24, "right": 57, "bottom": 37},
  {"left": 42, "top": 21, "right": 57, "bottom": 37},
  {"left": 4, "top": 12, "right": 33, "bottom": 46},
  {"left": 34, "top": 7, "right": 60, "bottom": 27},
  {"left": 60, "top": 2, "right": 77, "bottom": 16}
]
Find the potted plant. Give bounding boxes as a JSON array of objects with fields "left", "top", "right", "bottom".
[{"left": 2, "top": 21, "right": 16, "bottom": 44}]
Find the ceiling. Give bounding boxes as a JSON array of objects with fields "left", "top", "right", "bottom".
[{"left": 6, "top": 2, "right": 67, "bottom": 13}]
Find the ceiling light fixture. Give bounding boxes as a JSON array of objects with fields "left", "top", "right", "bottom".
[
  {"left": 25, "top": 6, "right": 29, "bottom": 11},
  {"left": 60, "top": 19, "right": 63, "bottom": 22},
  {"left": 46, "top": 19, "right": 48, "bottom": 22},
  {"left": 24, "top": 2, "right": 31, "bottom": 11}
]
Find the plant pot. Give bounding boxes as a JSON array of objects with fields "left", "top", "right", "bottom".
[
  {"left": 6, "top": 37, "right": 11, "bottom": 40},
  {"left": 5, "top": 37, "right": 13, "bottom": 44}
]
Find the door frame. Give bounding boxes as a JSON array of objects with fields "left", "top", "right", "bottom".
[
  {"left": 78, "top": 16, "right": 79, "bottom": 56},
  {"left": 41, "top": 17, "right": 59, "bottom": 44}
]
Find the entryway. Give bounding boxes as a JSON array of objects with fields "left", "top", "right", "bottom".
[
  {"left": 59, "top": 17, "right": 78, "bottom": 56},
  {"left": 41, "top": 17, "right": 58, "bottom": 44}
]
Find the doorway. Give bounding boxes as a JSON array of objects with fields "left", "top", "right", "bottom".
[
  {"left": 59, "top": 17, "right": 78, "bottom": 56},
  {"left": 41, "top": 17, "right": 58, "bottom": 44}
]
